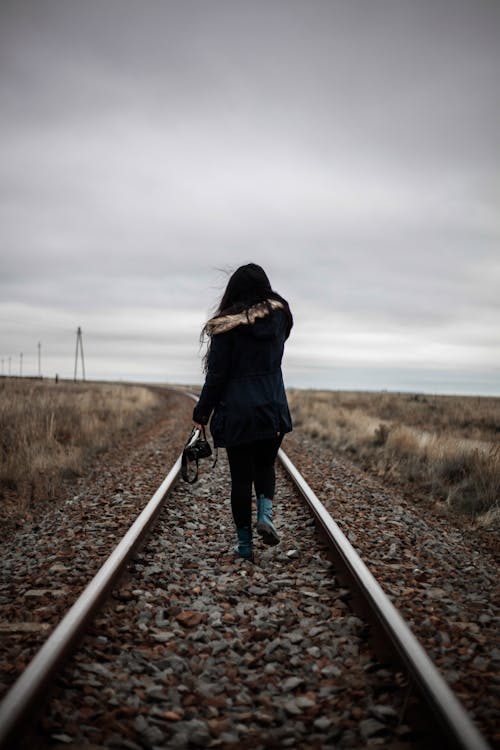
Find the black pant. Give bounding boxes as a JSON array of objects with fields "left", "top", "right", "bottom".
[{"left": 226, "top": 435, "right": 283, "bottom": 529}]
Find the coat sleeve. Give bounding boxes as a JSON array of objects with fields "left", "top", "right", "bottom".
[{"left": 192, "top": 332, "right": 232, "bottom": 425}]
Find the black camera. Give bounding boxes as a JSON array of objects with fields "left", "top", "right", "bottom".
[
  {"left": 184, "top": 436, "right": 212, "bottom": 462},
  {"left": 181, "top": 426, "right": 213, "bottom": 483}
]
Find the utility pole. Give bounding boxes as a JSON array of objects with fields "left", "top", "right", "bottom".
[
  {"left": 38, "top": 341, "right": 42, "bottom": 378},
  {"left": 20, "top": 352, "right": 23, "bottom": 377},
  {"left": 8, "top": 357, "right": 11, "bottom": 377},
  {"left": 74, "top": 327, "right": 86, "bottom": 382}
]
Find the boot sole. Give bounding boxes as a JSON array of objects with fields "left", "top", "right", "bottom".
[{"left": 257, "top": 522, "right": 280, "bottom": 546}]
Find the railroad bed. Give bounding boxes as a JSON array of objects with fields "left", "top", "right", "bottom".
[
  {"left": 38, "top": 458, "right": 414, "bottom": 749},
  {"left": 283, "top": 431, "right": 499, "bottom": 745},
  {"left": 0, "top": 390, "right": 497, "bottom": 748}
]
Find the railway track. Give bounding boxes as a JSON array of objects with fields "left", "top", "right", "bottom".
[{"left": 0, "top": 389, "right": 493, "bottom": 749}]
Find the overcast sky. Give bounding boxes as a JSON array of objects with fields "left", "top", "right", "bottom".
[{"left": 1, "top": 0, "right": 499, "bottom": 394}]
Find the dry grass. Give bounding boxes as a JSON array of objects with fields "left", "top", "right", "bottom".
[
  {"left": 288, "top": 389, "right": 500, "bottom": 519},
  {"left": 0, "top": 378, "right": 161, "bottom": 520}
]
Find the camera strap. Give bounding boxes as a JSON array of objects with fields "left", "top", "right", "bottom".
[
  {"left": 181, "top": 425, "right": 213, "bottom": 484},
  {"left": 181, "top": 427, "right": 201, "bottom": 484}
]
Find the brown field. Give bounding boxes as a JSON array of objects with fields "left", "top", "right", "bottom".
[
  {"left": 0, "top": 378, "right": 162, "bottom": 534},
  {"left": 288, "top": 389, "right": 500, "bottom": 523},
  {"left": 3, "top": 380, "right": 498, "bottom": 531}
]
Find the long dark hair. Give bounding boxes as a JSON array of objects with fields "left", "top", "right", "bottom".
[{"left": 201, "top": 264, "right": 293, "bottom": 367}]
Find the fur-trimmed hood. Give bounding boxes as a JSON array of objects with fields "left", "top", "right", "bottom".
[{"left": 205, "top": 299, "right": 284, "bottom": 336}]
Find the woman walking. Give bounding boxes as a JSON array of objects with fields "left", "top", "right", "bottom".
[{"left": 193, "top": 264, "right": 293, "bottom": 561}]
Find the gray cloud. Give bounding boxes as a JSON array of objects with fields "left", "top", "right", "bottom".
[{"left": 1, "top": 0, "right": 499, "bottom": 392}]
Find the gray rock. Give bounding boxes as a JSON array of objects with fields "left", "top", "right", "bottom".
[
  {"left": 359, "top": 718, "right": 388, "bottom": 739},
  {"left": 219, "top": 731, "right": 240, "bottom": 743},
  {"left": 283, "top": 699, "right": 302, "bottom": 716},
  {"left": 109, "top": 739, "right": 143, "bottom": 750},
  {"left": 196, "top": 681, "right": 215, "bottom": 699},
  {"left": 472, "top": 656, "right": 489, "bottom": 671},
  {"left": 248, "top": 585, "right": 268, "bottom": 595},
  {"left": 185, "top": 718, "right": 211, "bottom": 746},
  {"left": 320, "top": 665, "right": 342, "bottom": 677},
  {"left": 162, "top": 655, "right": 189, "bottom": 674},
  {"left": 370, "top": 704, "right": 399, "bottom": 721},
  {"left": 313, "top": 716, "right": 331, "bottom": 730},
  {"left": 288, "top": 630, "right": 305, "bottom": 644},
  {"left": 296, "top": 696, "right": 316, "bottom": 709},
  {"left": 145, "top": 686, "right": 165, "bottom": 701},
  {"left": 167, "top": 730, "right": 190, "bottom": 749},
  {"left": 142, "top": 724, "right": 167, "bottom": 746},
  {"left": 151, "top": 631, "right": 175, "bottom": 643},
  {"left": 264, "top": 638, "right": 282, "bottom": 656},
  {"left": 50, "top": 735, "right": 73, "bottom": 744},
  {"left": 133, "top": 715, "right": 149, "bottom": 734},
  {"left": 212, "top": 639, "right": 228, "bottom": 655},
  {"left": 282, "top": 676, "right": 304, "bottom": 691}
]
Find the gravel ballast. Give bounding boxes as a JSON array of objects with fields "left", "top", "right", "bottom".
[
  {"left": 38, "top": 455, "right": 413, "bottom": 749},
  {"left": 0, "top": 400, "right": 497, "bottom": 748}
]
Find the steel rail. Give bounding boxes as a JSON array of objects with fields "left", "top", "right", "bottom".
[
  {"left": 0, "top": 383, "right": 491, "bottom": 749},
  {"left": 187, "top": 387, "right": 490, "bottom": 749},
  {"left": 0, "top": 448, "right": 193, "bottom": 750},
  {"left": 278, "top": 447, "right": 491, "bottom": 750}
]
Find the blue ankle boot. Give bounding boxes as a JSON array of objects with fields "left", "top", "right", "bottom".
[
  {"left": 257, "top": 496, "right": 280, "bottom": 546},
  {"left": 235, "top": 527, "right": 254, "bottom": 560}
]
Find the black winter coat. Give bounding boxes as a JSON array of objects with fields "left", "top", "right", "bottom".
[{"left": 193, "top": 305, "right": 292, "bottom": 448}]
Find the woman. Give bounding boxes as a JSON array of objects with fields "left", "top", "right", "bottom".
[{"left": 193, "top": 264, "right": 293, "bottom": 561}]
